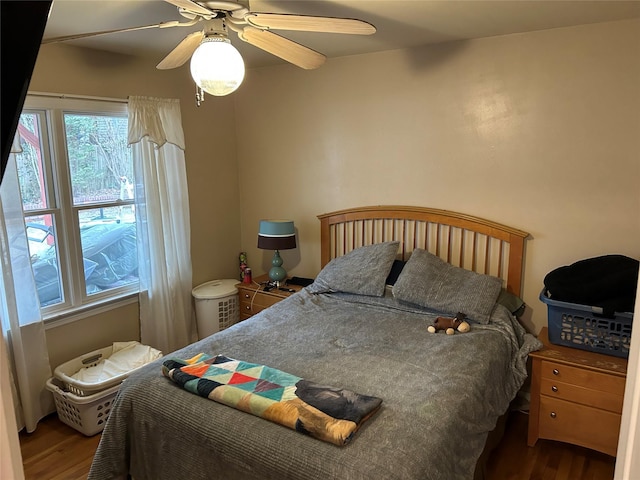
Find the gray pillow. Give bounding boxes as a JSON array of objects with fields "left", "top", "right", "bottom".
[
  {"left": 392, "top": 248, "right": 502, "bottom": 324},
  {"left": 309, "top": 242, "right": 399, "bottom": 297}
]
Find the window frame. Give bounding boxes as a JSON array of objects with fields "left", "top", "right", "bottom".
[{"left": 20, "top": 95, "right": 139, "bottom": 321}]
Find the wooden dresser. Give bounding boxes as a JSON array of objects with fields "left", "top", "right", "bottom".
[
  {"left": 236, "top": 274, "right": 303, "bottom": 321},
  {"left": 528, "top": 327, "right": 628, "bottom": 456}
]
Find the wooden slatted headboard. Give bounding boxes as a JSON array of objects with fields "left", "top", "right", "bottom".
[{"left": 318, "top": 205, "right": 529, "bottom": 296}]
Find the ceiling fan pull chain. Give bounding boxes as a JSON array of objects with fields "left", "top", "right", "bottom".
[{"left": 195, "top": 85, "right": 205, "bottom": 107}]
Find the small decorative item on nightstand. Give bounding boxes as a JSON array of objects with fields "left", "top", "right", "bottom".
[
  {"left": 239, "top": 251, "right": 248, "bottom": 281},
  {"left": 243, "top": 268, "right": 252, "bottom": 284},
  {"left": 257, "top": 219, "right": 296, "bottom": 283}
]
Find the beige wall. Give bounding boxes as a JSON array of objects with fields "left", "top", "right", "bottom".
[
  {"left": 28, "top": 44, "right": 241, "bottom": 365},
  {"left": 236, "top": 19, "right": 640, "bottom": 334}
]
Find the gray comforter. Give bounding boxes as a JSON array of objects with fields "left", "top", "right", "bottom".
[{"left": 88, "top": 288, "right": 541, "bottom": 480}]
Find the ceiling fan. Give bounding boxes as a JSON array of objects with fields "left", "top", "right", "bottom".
[{"left": 43, "top": 0, "right": 376, "bottom": 100}]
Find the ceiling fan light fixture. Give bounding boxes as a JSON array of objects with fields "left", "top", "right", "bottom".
[{"left": 190, "top": 36, "right": 245, "bottom": 96}]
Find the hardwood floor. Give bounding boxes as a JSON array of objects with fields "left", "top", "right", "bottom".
[
  {"left": 19, "top": 415, "right": 101, "bottom": 480},
  {"left": 20, "top": 411, "right": 615, "bottom": 480}
]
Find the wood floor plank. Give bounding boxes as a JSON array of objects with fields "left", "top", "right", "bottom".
[
  {"left": 555, "top": 449, "right": 575, "bottom": 480},
  {"left": 568, "top": 454, "right": 587, "bottom": 480},
  {"left": 20, "top": 415, "right": 101, "bottom": 480}
]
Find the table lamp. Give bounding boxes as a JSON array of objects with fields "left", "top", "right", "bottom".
[{"left": 257, "top": 220, "right": 296, "bottom": 282}]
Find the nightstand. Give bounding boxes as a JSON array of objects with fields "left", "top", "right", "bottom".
[
  {"left": 527, "top": 327, "right": 628, "bottom": 457},
  {"left": 236, "top": 274, "right": 304, "bottom": 321}
]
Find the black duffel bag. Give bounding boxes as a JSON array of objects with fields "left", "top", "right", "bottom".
[{"left": 544, "top": 254, "right": 639, "bottom": 317}]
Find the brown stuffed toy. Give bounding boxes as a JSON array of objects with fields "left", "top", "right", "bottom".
[{"left": 427, "top": 312, "right": 470, "bottom": 335}]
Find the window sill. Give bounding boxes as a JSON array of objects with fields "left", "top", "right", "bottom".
[{"left": 43, "top": 292, "right": 141, "bottom": 330}]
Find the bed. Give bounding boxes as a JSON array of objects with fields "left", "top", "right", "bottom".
[{"left": 88, "top": 205, "right": 542, "bottom": 480}]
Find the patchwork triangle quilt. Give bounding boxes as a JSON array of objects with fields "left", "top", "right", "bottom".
[{"left": 162, "top": 353, "right": 382, "bottom": 446}]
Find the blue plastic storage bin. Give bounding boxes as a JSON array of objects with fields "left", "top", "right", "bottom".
[{"left": 540, "top": 289, "right": 633, "bottom": 359}]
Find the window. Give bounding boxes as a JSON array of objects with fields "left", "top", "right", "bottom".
[{"left": 16, "top": 96, "right": 138, "bottom": 318}]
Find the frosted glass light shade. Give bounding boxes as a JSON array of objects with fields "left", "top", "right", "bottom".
[{"left": 190, "top": 37, "right": 245, "bottom": 96}]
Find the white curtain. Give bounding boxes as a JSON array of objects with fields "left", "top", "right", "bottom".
[
  {"left": 0, "top": 135, "right": 53, "bottom": 433},
  {"left": 128, "top": 96, "right": 196, "bottom": 354}
]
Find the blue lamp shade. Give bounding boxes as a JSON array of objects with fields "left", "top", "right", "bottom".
[{"left": 257, "top": 220, "right": 296, "bottom": 282}]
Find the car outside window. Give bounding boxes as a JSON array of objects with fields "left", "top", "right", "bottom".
[{"left": 17, "top": 96, "right": 138, "bottom": 317}]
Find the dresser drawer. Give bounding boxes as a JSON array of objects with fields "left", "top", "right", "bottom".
[
  {"left": 540, "top": 360, "right": 626, "bottom": 394},
  {"left": 239, "top": 291, "right": 284, "bottom": 318},
  {"left": 539, "top": 396, "right": 621, "bottom": 456},
  {"left": 240, "top": 291, "right": 282, "bottom": 309},
  {"left": 239, "top": 301, "right": 269, "bottom": 317},
  {"left": 540, "top": 377, "right": 624, "bottom": 413}
]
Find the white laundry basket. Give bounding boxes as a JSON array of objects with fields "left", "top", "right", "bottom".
[
  {"left": 46, "top": 377, "right": 120, "bottom": 436},
  {"left": 46, "top": 342, "right": 162, "bottom": 435},
  {"left": 52, "top": 343, "right": 161, "bottom": 396},
  {"left": 192, "top": 279, "right": 240, "bottom": 339}
]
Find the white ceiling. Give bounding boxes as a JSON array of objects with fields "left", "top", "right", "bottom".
[{"left": 43, "top": 0, "right": 640, "bottom": 69}]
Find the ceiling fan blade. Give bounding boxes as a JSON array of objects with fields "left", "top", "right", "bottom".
[
  {"left": 239, "top": 27, "right": 325, "bottom": 69},
  {"left": 247, "top": 13, "right": 376, "bottom": 35},
  {"left": 42, "top": 21, "right": 185, "bottom": 44},
  {"left": 164, "top": 0, "right": 213, "bottom": 16},
  {"left": 157, "top": 31, "right": 205, "bottom": 70}
]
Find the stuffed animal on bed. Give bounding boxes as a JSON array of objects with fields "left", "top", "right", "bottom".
[{"left": 427, "top": 312, "right": 470, "bottom": 335}]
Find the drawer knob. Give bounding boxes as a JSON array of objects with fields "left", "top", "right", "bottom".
[
  {"left": 550, "top": 412, "right": 557, "bottom": 419},
  {"left": 552, "top": 369, "right": 559, "bottom": 375},
  {"left": 244, "top": 293, "right": 250, "bottom": 299},
  {"left": 551, "top": 385, "right": 558, "bottom": 393}
]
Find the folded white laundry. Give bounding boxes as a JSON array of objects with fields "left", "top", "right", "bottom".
[{"left": 71, "top": 341, "right": 162, "bottom": 384}]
